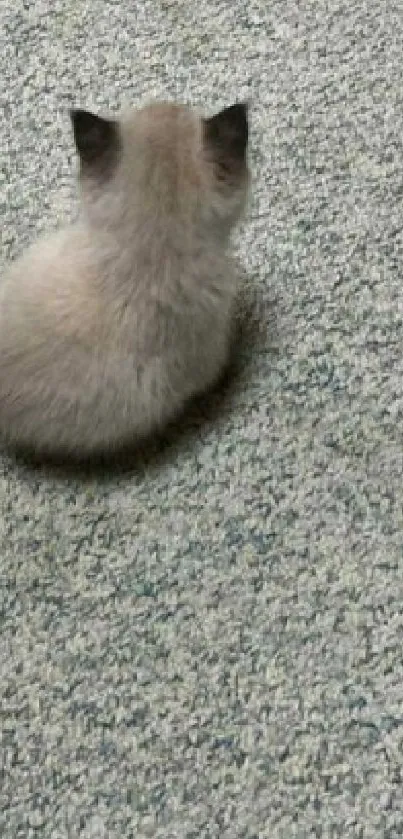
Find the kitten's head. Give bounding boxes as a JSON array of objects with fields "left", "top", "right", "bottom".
[{"left": 70, "top": 100, "right": 249, "bottom": 243}]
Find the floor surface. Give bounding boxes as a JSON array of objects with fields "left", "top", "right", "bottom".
[{"left": 1, "top": 2, "right": 403, "bottom": 837}]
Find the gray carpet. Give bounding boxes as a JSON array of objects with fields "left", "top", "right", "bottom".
[{"left": 1, "top": 1, "right": 403, "bottom": 837}]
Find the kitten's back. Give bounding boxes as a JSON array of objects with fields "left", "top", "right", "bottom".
[{"left": 0, "top": 100, "right": 249, "bottom": 457}]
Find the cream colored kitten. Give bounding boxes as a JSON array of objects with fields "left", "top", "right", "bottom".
[{"left": 0, "top": 100, "right": 249, "bottom": 458}]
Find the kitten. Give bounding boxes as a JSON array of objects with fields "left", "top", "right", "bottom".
[{"left": 0, "top": 100, "right": 249, "bottom": 458}]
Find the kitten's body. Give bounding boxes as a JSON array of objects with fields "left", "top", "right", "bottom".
[{"left": 0, "top": 101, "right": 249, "bottom": 457}]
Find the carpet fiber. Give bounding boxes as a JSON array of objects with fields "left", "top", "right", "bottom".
[{"left": 1, "top": 2, "right": 403, "bottom": 837}]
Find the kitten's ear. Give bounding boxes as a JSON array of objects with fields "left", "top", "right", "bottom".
[
  {"left": 70, "top": 109, "right": 119, "bottom": 170},
  {"left": 204, "top": 103, "right": 248, "bottom": 168}
]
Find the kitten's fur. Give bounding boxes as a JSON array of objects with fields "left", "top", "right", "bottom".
[{"left": 0, "top": 100, "right": 249, "bottom": 458}]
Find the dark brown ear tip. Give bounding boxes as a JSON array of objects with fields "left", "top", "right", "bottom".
[
  {"left": 70, "top": 108, "right": 119, "bottom": 169},
  {"left": 221, "top": 103, "right": 249, "bottom": 137},
  {"left": 204, "top": 101, "right": 249, "bottom": 163},
  {"left": 233, "top": 102, "right": 249, "bottom": 128},
  {"left": 206, "top": 102, "right": 249, "bottom": 131},
  {"left": 70, "top": 108, "right": 99, "bottom": 132},
  {"left": 70, "top": 108, "right": 84, "bottom": 123},
  {"left": 225, "top": 102, "right": 249, "bottom": 141},
  {"left": 225, "top": 102, "right": 248, "bottom": 119}
]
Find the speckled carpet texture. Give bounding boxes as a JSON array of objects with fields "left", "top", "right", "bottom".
[{"left": 1, "top": 1, "right": 403, "bottom": 837}]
